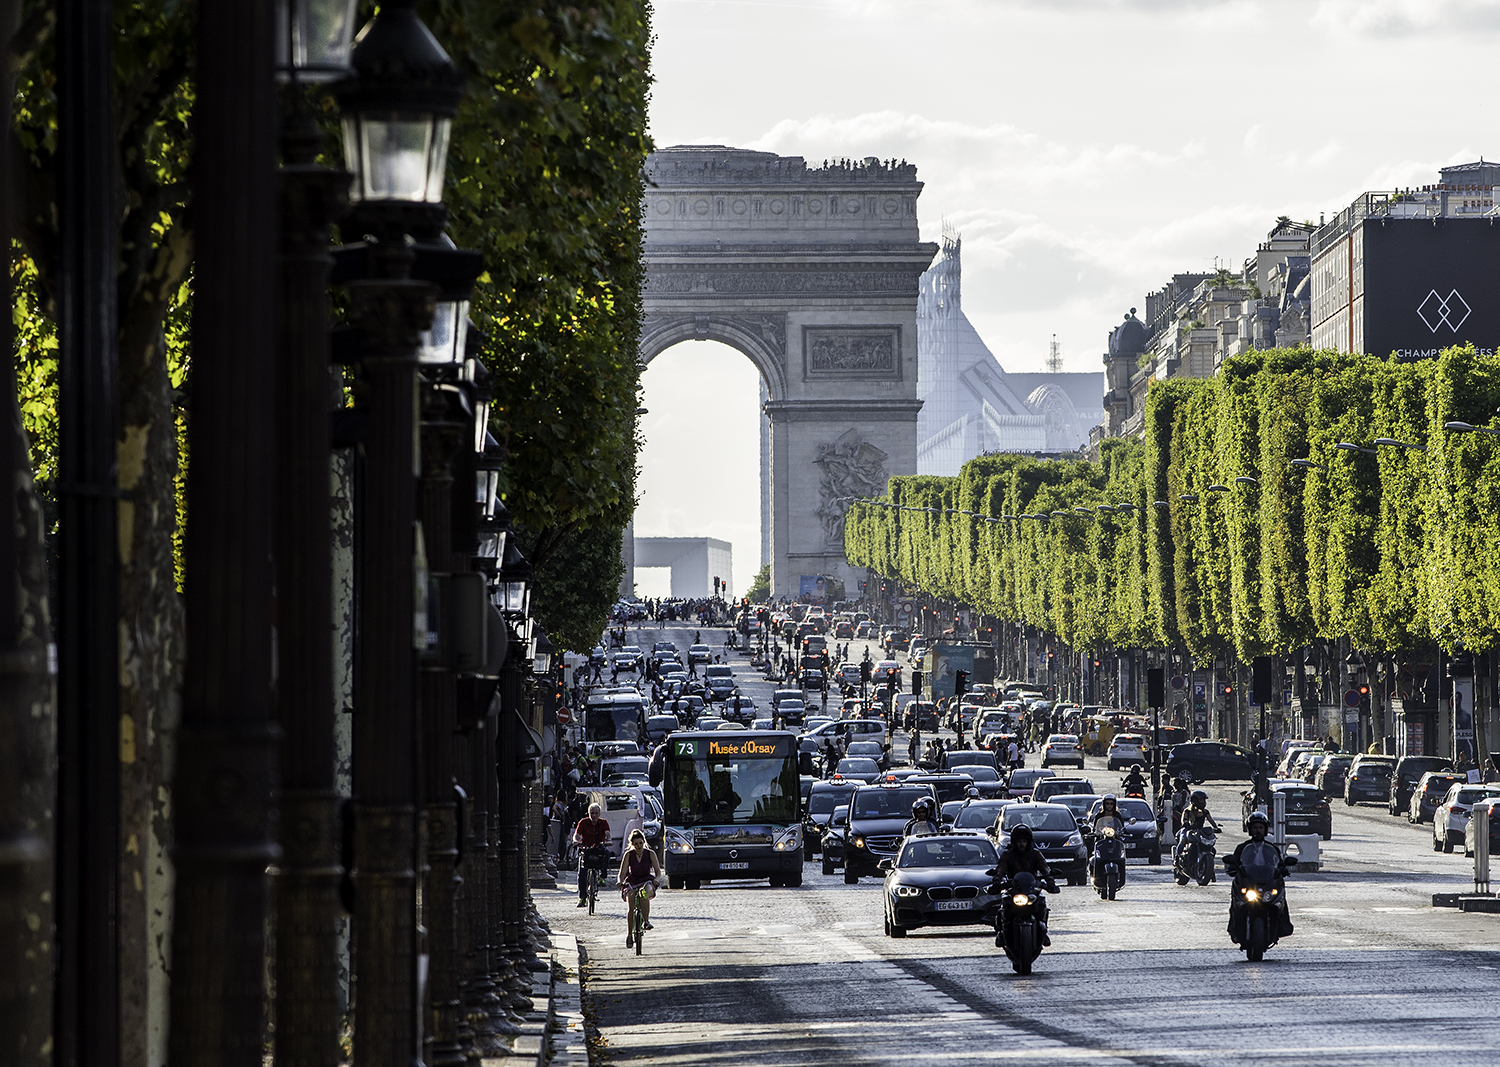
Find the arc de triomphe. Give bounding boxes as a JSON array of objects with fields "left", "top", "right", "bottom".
[{"left": 639, "top": 145, "right": 937, "bottom": 600}]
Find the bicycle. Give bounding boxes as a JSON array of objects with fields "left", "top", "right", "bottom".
[
  {"left": 626, "top": 881, "right": 653, "bottom": 954},
  {"left": 582, "top": 846, "right": 611, "bottom": 915}
]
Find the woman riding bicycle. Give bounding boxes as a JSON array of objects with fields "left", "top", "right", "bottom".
[{"left": 618, "top": 829, "right": 661, "bottom": 948}]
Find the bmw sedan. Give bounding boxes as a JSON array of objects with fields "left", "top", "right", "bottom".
[{"left": 881, "top": 832, "right": 1002, "bottom": 937}]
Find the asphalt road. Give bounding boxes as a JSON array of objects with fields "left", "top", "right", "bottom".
[{"left": 542, "top": 622, "right": 1500, "bottom": 1066}]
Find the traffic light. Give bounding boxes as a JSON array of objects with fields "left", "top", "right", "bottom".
[
  {"left": 860, "top": 660, "right": 872, "bottom": 684},
  {"left": 911, "top": 670, "right": 923, "bottom": 695},
  {"left": 955, "top": 670, "right": 968, "bottom": 697},
  {"left": 714, "top": 576, "right": 721, "bottom": 595},
  {"left": 1222, "top": 684, "right": 1234, "bottom": 696}
]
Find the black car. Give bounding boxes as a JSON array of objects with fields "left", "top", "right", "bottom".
[
  {"left": 1314, "top": 755, "right": 1354, "bottom": 798},
  {"left": 821, "top": 804, "right": 850, "bottom": 873},
  {"left": 903, "top": 701, "right": 941, "bottom": 732},
  {"left": 1409, "top": 771, "right": 1467, "bottom": 824},
  {"left": 838, "top": 783, "right": 939, "bottom": 883},
  {"left": 908, "top": 774, "right": 977, "bottom": 806},
  {"left": 1243, "top": 782, "right": 1331, "bottom": 840},
  {"left": 1344, "top": 757, "right": 1394, "bottom": 806},
  {"left": 941, "top": 798, "right": 1012, "bottom": 831},
  {"left": 803, "top": 780, "right": 858, "bottom": 858},
  {"left": 995, "top": 803, "right": 1089, "bottom": 885},
  {"left": 1085, "top": 797, "right": 1162, "bottom": 864},
  {"left": 1388, "top": 756, "right": 1454, "bottom": 816},
  {"left": 881, "top": 832, "right": 1002, "bottom": 937},
  {"left": 1165, "top": 741, "right": 1253, "bottom": 782}
]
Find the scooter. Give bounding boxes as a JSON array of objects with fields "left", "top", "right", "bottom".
[
  {"left": 1224, "top": 847, "right": 1297, "bottom": 961},
  {"left": 991, "top": 871, "right": 1058, "bottom": 975},
  {"left": 1175, "top": 826, "right": 1217, "bottom": 887},
  {"left": 1091, "top": 826, "right": 1125, "bottom": 900}
]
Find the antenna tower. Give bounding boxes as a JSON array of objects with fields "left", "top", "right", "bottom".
[{"left": 1047, "top": 334, "right": 1062, "bottom": 374}]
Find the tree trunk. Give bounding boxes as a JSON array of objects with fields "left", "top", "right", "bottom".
[{"left": 115, "top": 318, "right": 184, "bottom": 1067}]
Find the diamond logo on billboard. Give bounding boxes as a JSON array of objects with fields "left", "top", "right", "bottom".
[{"left": 1417, "top": 288, "right": 1472, "bottom": 333}]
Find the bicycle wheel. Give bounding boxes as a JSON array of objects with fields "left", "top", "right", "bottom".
[
  {"left": 633, "top": 897, "right": 644, "bottom": 955},
  {"left": 587, "top": 869, "right": 598, "bottom": 915}
]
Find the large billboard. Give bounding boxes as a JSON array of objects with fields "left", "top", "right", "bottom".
[
  {"left": 1364, "top": 218, "right": 1500, "bottom": 360},
  {"left": 924, "top": 644, "right": 976, "bottom": 701}
]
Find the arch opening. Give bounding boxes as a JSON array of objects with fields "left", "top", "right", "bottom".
[{"left": 631, "top": 339, "right": 769, "bottom": 600}]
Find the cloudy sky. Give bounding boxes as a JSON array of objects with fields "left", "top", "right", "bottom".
[{"left": 632, "top": 0, "right": 1500, "bottom": 598}]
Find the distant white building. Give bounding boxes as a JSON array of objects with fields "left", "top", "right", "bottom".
[{"left": 916, "top": 229, "right": 1103, "bottom": 475}]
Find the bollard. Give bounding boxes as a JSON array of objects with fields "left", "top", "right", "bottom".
[
  {"left": 1475, "top": 805, "right": 1491, "bottom": 895},
  {"left": 1271, "top": 789, "right": 1287, "bottom": 846}
]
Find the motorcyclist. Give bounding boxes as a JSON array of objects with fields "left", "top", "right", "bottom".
[
  {"left": 1223, "top": 811, "right": 1295, "bottom": 943},
  {"left": 1091, "top": 793, "right": 1126, "bottom": 835},
  {"left": 1169, "top": 777, "right": 1190, "bottom": 837},
  {"left": 903, "top": 797, "right": 941, "bottom": 838},
  {"left": 1121, "top": 763, "right": 1148, "bottom": 796},
  {"left": 992, "top": 823, "right": 1058, "bottom": 946},
  {"left": 1176, "top": 789, "right": 1221, "bottom": 875}
]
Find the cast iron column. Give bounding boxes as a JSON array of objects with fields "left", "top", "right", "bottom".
[
  {"left": 273, "top": 105, "right": 349, "bottom": 1067},
  {"left": 464, "top": 709, "right": 515, "bottom": 1043},
  {"left": 350, "top": 255, "right": 433, "bottom": 1067},
  {"left": 169, "top": 0, "right": 280, "bottom": 1062},
  {"left": 53, "top": 0, "right": 119, "bottom": 1061},
  {"left": 418, "top": 388, "right": 469, "bottom": 1066}
]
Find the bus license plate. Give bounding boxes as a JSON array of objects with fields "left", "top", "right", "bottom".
[
  {"left": 934, "top": 900, "right": 972, "bottom": 911},
  {"left": 719, "top": 862, "right": 749, "bottom": 870}
]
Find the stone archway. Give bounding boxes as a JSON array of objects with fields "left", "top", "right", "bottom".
[{"left": 640, "top": 146, "right": 938, "bottom": 599}]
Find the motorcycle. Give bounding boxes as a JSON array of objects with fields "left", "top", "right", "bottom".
[
  {"left": 1175, "top": 825, "right": 1217, "bottom": 887},
  {"left": 1091, "top": 825, "right": 1125, "bottom": 900},
  {"left": 1224, "top": 845, "right": 1298, "bottom": 961},
  {"left": 990, "top": 870, "right": 1058, "bottom": 975}
]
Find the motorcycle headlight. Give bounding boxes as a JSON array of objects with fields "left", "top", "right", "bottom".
[
  {"left": 1243, "top": 888, "right": 1261, "bottom": 902},
  {"left": 773, "top": 825, "right": 802, "bottom": 852},
  {"left": 1268, "top": 887, "right": 1279, "bottom": 896},
  {"left": 1012, "top": 893, "right": 1031, "bottom": 906},
  {"left": 666, "top": 827, "right": 695, "bottom": 854}
]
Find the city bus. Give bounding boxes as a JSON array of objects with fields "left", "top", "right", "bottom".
[
  {"left": 584, "top": 690, "right": 648, "bottom": 748},
  {"left": 662, "top": 730, "right": 803, "bottom": 889}
]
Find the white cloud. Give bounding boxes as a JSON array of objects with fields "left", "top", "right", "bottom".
[{"left": 1312, "top": 0, "right": 1500, "bottom": 34}]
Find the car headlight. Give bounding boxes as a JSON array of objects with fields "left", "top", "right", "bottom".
[
  {"left": 665, "top": 827, "right": 695, "bottom": 854},
  {"left": 773, "top": 826, "right": 802, "bottom": 852},
  {"left": 895, "top": 885, "right": 923, "bottom": 897},
  {"left": 1065, "top": 832, "right": 1083, "bottom": 847},
  {"left": 853, "top": 836, "right": 866, "bottom": 849}
]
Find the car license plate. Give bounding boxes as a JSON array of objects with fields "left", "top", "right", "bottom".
[
  {"left": 718, "top": 862, "right": 749, "bottom": 870},
  {"left": 934, "top": 900, "right": 972, "bottom": 911}
]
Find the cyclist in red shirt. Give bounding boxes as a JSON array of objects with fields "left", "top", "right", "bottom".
[{"left": 573, "top": 803, "right": 611, "bottom": 907}]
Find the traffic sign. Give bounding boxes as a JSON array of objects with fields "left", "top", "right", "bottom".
[
  {"left": 556, "top": 706, "right": 572, "bottom": 724},
  {"left": 1170, "top": 675, "right": 1185, "bottom": 690},
  {"left": 1343, "top": 689, "right": 1361, "bottom": 708}
]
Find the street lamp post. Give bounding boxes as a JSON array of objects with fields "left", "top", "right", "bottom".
[
  {"left": 170, "top": 0, "right": 280, "bottom": 1062},
  {"left": 333, "top": 4, "right": 463, "bottom": 1063},
  {"left": 271, "top": 8, "right": 357, "bottom": 1063}
]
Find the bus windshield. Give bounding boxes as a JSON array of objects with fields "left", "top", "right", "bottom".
[
  {"left": 665, "top": 734, "right": 799, "bottom": 827},
  {"left": 586, "top": 702, "right": 643, "bottom": 745}
]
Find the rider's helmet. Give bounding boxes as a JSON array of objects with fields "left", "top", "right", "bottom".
[
  {"left": 912, "top": 798, "right": 935, "bottom": 819},
  {"left": 1246, "top": 810, "right": 1270, "bottom": 833},
  {"left": 1190, "top": 789, "right": 1208, "bottom": 808},
  {"left": 1010, "top": 824, "right": 1034, "bottom": 848},
  {"left": 1101, "top": 792, "right": 1118, "bottom": 809},
  {"left": 964, "top": 786, "right": 980, "bottom": 800},
  {"left": 1131, "top": 763, "right": 1142, "bottom": 774}
]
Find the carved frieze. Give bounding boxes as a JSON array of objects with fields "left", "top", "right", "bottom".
[
  {"left": 802, "top": 326, "right": 902, "bottom": 381},
  {"left": 814, "top": 429, "right": 889, "bottom": 546},
  {"left": 643, "top": 265, "right": 922, "bottom": 296}
]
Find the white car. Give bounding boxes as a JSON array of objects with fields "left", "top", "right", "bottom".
[
  {"left": 1041, "top": 733, "right": 1085, "bottom": 769},
  {"left": 1465, "top": 798, "right": 1500, "bottom": 857},
  {"left": 1106, "top": 732, "right": 1147, "bottom": 771},
  {"left": 907, "top": 642, "right": 927, "bottom": 667},
  {"left": 1433, "top": 783, "right": 1500, "bottom": 852}
]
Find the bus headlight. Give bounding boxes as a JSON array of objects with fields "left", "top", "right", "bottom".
[
  {"left": 773, "top": 826, "right": 802, "bottom": 852},
  {"left": 666, "top": 827, "right": 695, "bottom": 854}
]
